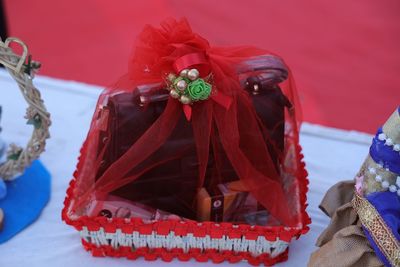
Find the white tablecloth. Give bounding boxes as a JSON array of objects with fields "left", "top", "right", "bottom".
[{"left": 0, "top": 70, "right": 373, "bottom": 267}]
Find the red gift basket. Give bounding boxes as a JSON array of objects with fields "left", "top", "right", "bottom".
[{"left": 62, "top": 18, "right": 310, "bottom": 266}]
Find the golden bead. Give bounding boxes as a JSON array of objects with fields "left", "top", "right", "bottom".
[
  {"left": 176, "top": 79, "right": 187, "bottom": 91},
  {"left": 187, "top": 69, "right": 199, "bottom": 81},
  {"left": 167, "top": 73, "right": 176, "bottom": 82},
  {"left": 179, "top": 69, "right": 189, "bottom": 78},
  {"left": 180, "top": 95, "right": 191, "bottom": 105},
  {"left": 170, "top": 89, "right": 180, "bottom": 99}
]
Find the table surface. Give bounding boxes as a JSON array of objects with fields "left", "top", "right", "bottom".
[{"left": 0, "top": 70, "right": 373, "bottom": 267}]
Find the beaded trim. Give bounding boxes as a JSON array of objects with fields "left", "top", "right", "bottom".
[
  {"left": 352, "top": 193, "right": 400, "bottom": 266},
  {"left": 378, "top": 133, "right": 400, "bottom": 154},
  {"left": 368, "top": 165, "right": 400, "bottom": 196}
]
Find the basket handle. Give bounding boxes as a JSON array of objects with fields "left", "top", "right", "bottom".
[{"left": 0, "top": 37, "right": 51, "bottom": 180}]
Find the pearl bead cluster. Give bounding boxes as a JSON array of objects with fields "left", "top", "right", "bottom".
[
  {"left": 167, "top": 68, "right": 201, "bottom": 105},
  {"left": 368, "top": 166, "right": 400, "bottom": 196},
  {"left": 378, "top": 133, "right": 400, "bottom": 153}
]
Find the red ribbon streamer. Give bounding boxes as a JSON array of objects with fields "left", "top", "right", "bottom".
[
  {"left": 173, "top": 52, "right": 232, "bottom": 120},
  {"left": 173, "top": 52, "right": 210, "bottom": 75}
]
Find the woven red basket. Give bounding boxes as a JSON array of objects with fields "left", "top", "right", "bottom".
[
  {"left": 62, "top": 18, "right": 310, "bottom": 266},
  {"left": 62, "top": 144, "right": 309, "bottom": 266}
]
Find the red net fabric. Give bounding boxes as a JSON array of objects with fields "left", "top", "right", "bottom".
[{"left": 71, "top": 18, "right": 303, "bottom": 227}]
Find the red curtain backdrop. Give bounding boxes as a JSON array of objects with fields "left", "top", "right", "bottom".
[{"left": 4, "top": 0, "right": 400, "bottom": 133}]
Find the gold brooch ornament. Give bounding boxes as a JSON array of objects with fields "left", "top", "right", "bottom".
[{"left": 166, "top": 68, "right": 212, "bottom": 105}]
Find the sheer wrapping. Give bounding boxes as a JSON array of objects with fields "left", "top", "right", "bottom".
[{"left": 72, "top": 18, "right": 303, "bottom": 226}]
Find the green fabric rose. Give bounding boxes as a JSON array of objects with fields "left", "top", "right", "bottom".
[{"left": 186, "top": 79, "right": 211, "bottom": 101}]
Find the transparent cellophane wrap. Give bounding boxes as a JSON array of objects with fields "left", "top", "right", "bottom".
[{"left": 62, "top": 18, "right": 310, "bottom": 265}]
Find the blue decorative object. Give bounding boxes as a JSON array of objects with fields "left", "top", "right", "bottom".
[
  {"left": 363, "top": 191, "right": 400, "bottom": 267},
  {"left": 370, "top": 127, "right": 400, "bottom": 174},
  {"left": 0, "top": 160, "right": 50, "bottom": 243},
  {"left": 0, "top": 179, "right": 6, "bottom": 199}
]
